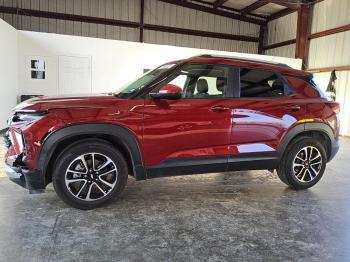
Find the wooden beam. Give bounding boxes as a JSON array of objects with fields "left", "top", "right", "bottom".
[
  {"left": 240, "top": 0, "right": 298, "bottom": 16},
  {"left": 157, "top": 0, "right": 266, "bottom": 25},
  {"left": 268, "top": 0, "right": 300, "bottom": 9},
  {"left": 258, "top": 25, "right": 267, "bottom": 54},
  {"left": 143, "top": 24, "right": 259, "bottom": 42},
  {"left": 0, "top": 6, "right": 140, "bottom": 28},
  {"left": 263, "top": 39, "right": 296, "bottom": 50},
  {"left": 191, "top": 0, "right": 267, "bottom": 20},
  {"left": 240, "top": 0, "right": 269, "bottom": 15},
  {"left": 309, "top": 24, "right": 350, "bottom": 39},
  {"left": 267, "top": 8, "right": 296, "bottom": 21},
  {"left": 307, "top": 65, "right": 350, "bottom": 73},
  {"left": 213, "top": 0, "right": 229, "bottom": 9},
  {"left": 263, "top": 23, "right": 350, "bottom": 50},
  {"left": 0, "top": 6, "right": 259, "bottom": 43},
  {"left": 267, "top": 1, "right": 319, "bottom": 22},
  {"left": 140, "top": 0, "right": 144, "bottom": 42},
  {"left": 295, "top": 5, "right": 312, "bottom": 68}
]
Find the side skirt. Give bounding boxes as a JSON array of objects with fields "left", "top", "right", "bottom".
[
  {"left": 146, "top": 153, "right": 280, "bottom": 179},
  {"left": 228, "top": 152, "right": 279, "bottom": 171}
]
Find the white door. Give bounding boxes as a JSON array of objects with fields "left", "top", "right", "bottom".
[{"left": 58, "top": 56, "right": 91, "bottom": 94}]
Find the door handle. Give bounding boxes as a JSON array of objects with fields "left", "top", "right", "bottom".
[
  {"left": 285, "top": 105, "right": 301, "bottom": 111},
  {"left": 210, "top": 106, "right": 229, "bottom": 112}
]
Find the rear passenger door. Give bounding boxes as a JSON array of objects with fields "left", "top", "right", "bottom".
[{"left": 229, "top": 67, "right": 307, "bottom": 158}]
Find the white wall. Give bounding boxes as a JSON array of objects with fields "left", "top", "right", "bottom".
[
  {"left": 0, "top": 19, "right": 18, "bottom": 130},
  {"left": 18, "top": 30, "right": 302, "bottom": 97}
]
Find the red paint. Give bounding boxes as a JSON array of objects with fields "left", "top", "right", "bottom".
[
  {"left": 159, "top": 84, "right": 183, "bottom": 94},
  {"left": 5, "top": 57, "right": 340, "bottom": 173},
  {"left": 142, "top": 98, "right": 232, "bottom": 165}
]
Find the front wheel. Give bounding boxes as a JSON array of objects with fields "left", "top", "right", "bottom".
[
  {"left": 277, "top": 137, "right": 327, "bottom": 190},
  {"left": 53, "top": 140, "right": 128, "bottom": 209}
]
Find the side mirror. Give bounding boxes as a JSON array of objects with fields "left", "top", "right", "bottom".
[{"left": 149, "top": 84, "right": 182, "bottom": 100}]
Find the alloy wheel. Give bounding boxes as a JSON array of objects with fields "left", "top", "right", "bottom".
[
  {"left": 292, "top": 146, "right": 323, "bottom": 183},
  {"left": 65, "top": 153, "right": 118, "bottom": 201}
]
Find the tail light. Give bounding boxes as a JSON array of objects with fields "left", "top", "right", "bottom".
[
  {"left": 327, "top": 102, "right": 340, "bottom": 114},
  {"left": 326, "top": 102, "right": 340, "bottom": 136}
]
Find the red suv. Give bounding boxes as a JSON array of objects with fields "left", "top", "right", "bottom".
[{"left": 4, "top": 55, "right": 340, "bottom": 209}]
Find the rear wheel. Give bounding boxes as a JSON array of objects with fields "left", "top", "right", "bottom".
[
  {"left": 277, "top": 137, "right": 327, "bottom": 189},
  {"left": 53, "top": 140, "right": 128, "bottom": 209}
]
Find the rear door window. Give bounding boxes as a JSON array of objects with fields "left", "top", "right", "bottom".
[{"left": 239, "top": 68, "right": 289, "bottom": 98}]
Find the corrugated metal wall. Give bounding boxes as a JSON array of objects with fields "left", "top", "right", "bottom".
[
  {"left": 335, "top": 71, "right": 350, "bottom": 136},
  {"left": 264, "top": 0, "right": 350, "bottom": 135},
  {"left": 308, "top": 0, "right": 350, "bottom": 69},
  {"left": 265, "top": 12, "right": 297, "bottom": 58},
  {"left": 267, "top": 12, "right": 297, "bottom": 44},
  {"left": 265, "top": 44, "right": 295, "bottom": 58},
  {"left": 0, "top": 0, "right": 141, "bottom": 41},
  {"left": 311, "top": 0, "right": 350, "bottom": 34},
  {"left": 308, "top": 31, "right": 350, "bottom": 69},
  {"left": 309, "top": 0, "right": 350, "bottom": 136},
  {"left": 0, "top": 0, "right": 259, "bottom": 53}
]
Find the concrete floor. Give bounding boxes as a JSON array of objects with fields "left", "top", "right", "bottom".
[{"left": 0, "top": 139, "right": 350, "bottom": 262}]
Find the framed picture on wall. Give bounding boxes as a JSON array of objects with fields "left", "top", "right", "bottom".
[{"left": 30, "top": 59, "right": 46, "bottom": 79}]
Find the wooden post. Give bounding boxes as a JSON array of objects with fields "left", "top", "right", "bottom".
[
  {"left": 258, "top": 25, "right": 266, "bottom": 54},
  {"left": 295, "top": 5, "right": 311, "bottom": 69},
  {"left": 140, "top": 0, "right": 144, "bottom": 43}
]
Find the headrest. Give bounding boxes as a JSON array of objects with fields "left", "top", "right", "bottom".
[
  {"left": 216, "top": 77, "right": 226, "bottom": 93},
  {"left": 197, "top": 79, "right": 208, "bottom": 94},
  {"left": 272, "top": 79, "right": 284, "bottom": 89}
]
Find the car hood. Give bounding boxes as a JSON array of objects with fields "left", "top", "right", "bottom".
[{"left": 13, "top": 93, "right": 121, "bottom": 112}]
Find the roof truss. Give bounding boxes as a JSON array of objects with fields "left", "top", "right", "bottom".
[{"left": 158, "top": 0, "right": 302, "bottom": 24}]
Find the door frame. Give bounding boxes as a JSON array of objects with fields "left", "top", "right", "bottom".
[{"left": 58, "top": 55, "right": 92, "bottom": 95}]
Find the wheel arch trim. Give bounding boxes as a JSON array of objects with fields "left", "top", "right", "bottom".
[
  {"left": 279, "top": 122, "right": 335, "bottom": 159},
  {"left": 37, "top": 123, "right": 146, "bottom": 183}
]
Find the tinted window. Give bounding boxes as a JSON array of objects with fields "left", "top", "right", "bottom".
[
  {"left": 118, "top": 63, "right": 176, "bottom": 97},
  {"left": 240, "top": 68, "right": 285, "bottom": 98},
  {"left": 163, "top": 64, "right": 229, "bottom": 98}
]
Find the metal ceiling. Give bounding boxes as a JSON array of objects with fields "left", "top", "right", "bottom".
[{"left": 180, "top": 0, "right": 311, "bottom": 20}]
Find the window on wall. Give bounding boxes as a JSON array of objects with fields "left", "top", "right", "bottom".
[
  {"left": 30, "top": 59, "right": 46, "bottom": 80},
  {"left": 239, "top": 68, "right": 286, "bottom": 98}
]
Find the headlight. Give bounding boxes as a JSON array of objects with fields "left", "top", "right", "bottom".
[
  {"left": 9, "top": 128, "right": 25, "bottom": 153},
  {"left": 10, "top": 111, "right": 47, "bottom": 124},
  {"left": 13, "top": 130, "right": 24, "bottom": 153}
]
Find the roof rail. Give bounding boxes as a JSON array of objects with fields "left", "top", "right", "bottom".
[{"left": 193, "top": 54, "right": 291, "bottom": 68}]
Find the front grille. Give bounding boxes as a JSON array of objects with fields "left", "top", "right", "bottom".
[{"left": 3, "top": 130, "right": 11, "bottom": 148}]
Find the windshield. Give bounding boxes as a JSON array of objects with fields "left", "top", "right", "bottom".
[{"left": 116, "top": 63, "right": 177, "bottom": 98}]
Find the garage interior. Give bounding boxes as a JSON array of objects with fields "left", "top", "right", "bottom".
[{"left": 0, "top": 0, "right": 350, "bottom": 261}]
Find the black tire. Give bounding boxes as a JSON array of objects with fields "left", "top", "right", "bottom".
[
  {"left": 53, "top": 139, "right": 128, "bottom": 210},
  {"left": 277, "top": 137, "right": 327, "bottom": 190}
]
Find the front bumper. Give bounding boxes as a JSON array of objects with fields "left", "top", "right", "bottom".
[
  {"left": 4, "top": 129, "right": 46, "bottom": 193},
  {"left": 5, "top": 164, "right": 45, "bottom": 194},
  {"left": 5, "top": 164, "right": 26, "bottom": 187}
]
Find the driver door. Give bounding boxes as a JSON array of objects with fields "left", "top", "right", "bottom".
[{"left": 142, "top": 63, "right": 235, "bottom": 175}]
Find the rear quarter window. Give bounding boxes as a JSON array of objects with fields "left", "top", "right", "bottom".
[
  {"left": 239, "top": 68, "right": 291, "bottom": 98},
  {"left": 309, "top": 78, "right": 329, "bottom": 99}
]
